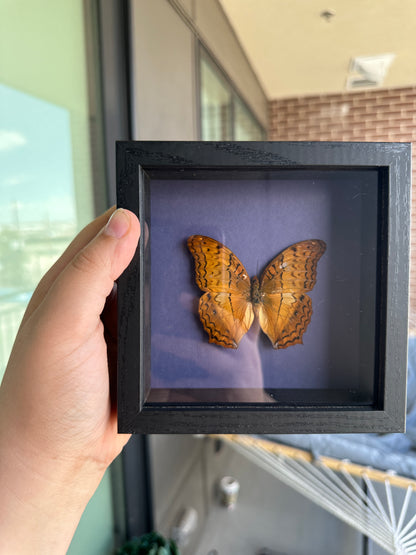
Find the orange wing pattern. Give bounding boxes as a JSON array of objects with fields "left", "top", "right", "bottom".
[
  {"left": 187, "top": 235, "right": 326, "bottom": 349},
  {"left": 187, "top": 235, "right": 254, "bottom": 348},
  {"left": 258, "top": 240, "right": 326, "bottom": 349}
]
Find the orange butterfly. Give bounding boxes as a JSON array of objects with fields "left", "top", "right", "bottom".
[{"left": 187, "top": 235, "right": 326, "bottom": 349}]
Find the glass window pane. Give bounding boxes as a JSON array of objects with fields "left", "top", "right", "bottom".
[
  {"left": 200, "top": 55, "right": 233, "bottom": 140},
  {"left": 0, "top": 85, "right": 78, "bottom": 374},
  {"left": 200, "top": 49, "right": 265, "bottom": 141},
  {"left": 0, "top": 1, "right": 98, "bottom": 378},
  {"left": 234, "top": 97, "right": 265, "bottom": 140}
]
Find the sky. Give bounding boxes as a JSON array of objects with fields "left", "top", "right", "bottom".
[{"left": 0, "top": 83, "right": 76, "bottom": 227}]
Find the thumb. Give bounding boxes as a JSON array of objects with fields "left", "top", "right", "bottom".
[{"left": 35, "top": 208, "right": 140, "bottom": 339}]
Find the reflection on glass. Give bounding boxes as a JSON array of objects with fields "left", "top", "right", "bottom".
[{"left": 0, "top": 84, "right": 77, "bottom": 374}]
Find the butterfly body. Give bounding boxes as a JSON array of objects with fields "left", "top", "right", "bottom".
[
  {"left": 250, "top": 276, "right": 262, "bottom": 306},
  {"left": 187, "top": 235, "right": 326, "bottom": 350}
]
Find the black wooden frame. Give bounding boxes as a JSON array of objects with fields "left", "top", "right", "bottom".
[{"left": 117, "top": 140, "right": 411, "bottom": 434}]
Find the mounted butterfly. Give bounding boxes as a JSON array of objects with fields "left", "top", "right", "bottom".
[{"left": 187, "top": 235, "right": 326, "bottom": 349}]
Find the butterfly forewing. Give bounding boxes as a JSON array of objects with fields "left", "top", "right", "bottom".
[
  {"left": 187, "top": 235, "right": 251, "bottom": 295},
  {"left": 260, "top": 239, "right": 326, "bottom": 294}
]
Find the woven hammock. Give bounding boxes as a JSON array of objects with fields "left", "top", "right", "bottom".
[{"left": 211, "top": 434, "right": 416, "bottom": 554}]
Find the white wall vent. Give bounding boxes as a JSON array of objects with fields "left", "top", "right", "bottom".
[{"left": 346, "top": 53, "right": 395, "bottom": 90}]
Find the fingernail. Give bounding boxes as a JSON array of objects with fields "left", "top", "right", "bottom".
[{"left": 104, "top": 208, "right": 130, "bottom": 238}]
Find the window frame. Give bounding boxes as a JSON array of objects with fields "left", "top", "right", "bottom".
[{"left": 96, "top": 0, "right": 153, "bottom": 543}]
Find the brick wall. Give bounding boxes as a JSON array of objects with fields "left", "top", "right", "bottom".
[{"left": 269, "top": 87, "right": 416, "bottom": 329}]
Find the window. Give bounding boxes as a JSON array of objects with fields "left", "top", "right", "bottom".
[
  {"left": 0, "top": 2, "right": 114, "bottom": 553},
  {"left": 0, "top": 2, "right": 104, "bottom": 378},
  {"left": 0, "top": 85, "right": 78, "bottom": 373},
  {"left": 199, "top": 49, "right": 265, "bottom": 141},
  {"left": 234, "top": 96, "right": 265, "bottom": 140}
]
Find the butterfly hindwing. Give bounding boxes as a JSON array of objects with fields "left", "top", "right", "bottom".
[
  {"left": 187, "top": 235, "right": 253, "bottom": 348},
  {"left": 258, "top": 240, "right": 326, "bottom": 349},
  {"left": 258, "top": 292, "right": 313, "bottom": 349},
  {"left": 199, "top": 292, "right": 254, "bottom": 348}
]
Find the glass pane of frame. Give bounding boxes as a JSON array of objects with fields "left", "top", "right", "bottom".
[{"left": 147, "top": 168, "right": 379, "bottom": 407}]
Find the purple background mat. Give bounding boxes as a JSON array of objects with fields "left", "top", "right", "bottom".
[{"left": 149, "top": 170, "right": 378, "bottom": 392}]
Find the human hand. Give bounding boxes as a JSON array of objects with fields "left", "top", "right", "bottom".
[{"left": 0, "top": 207, "right": 140, "bottom": 554}]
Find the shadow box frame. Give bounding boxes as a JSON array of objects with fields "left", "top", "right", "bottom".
[{"left": 116, "top": 140, "right": 411, "bottom": 434}]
